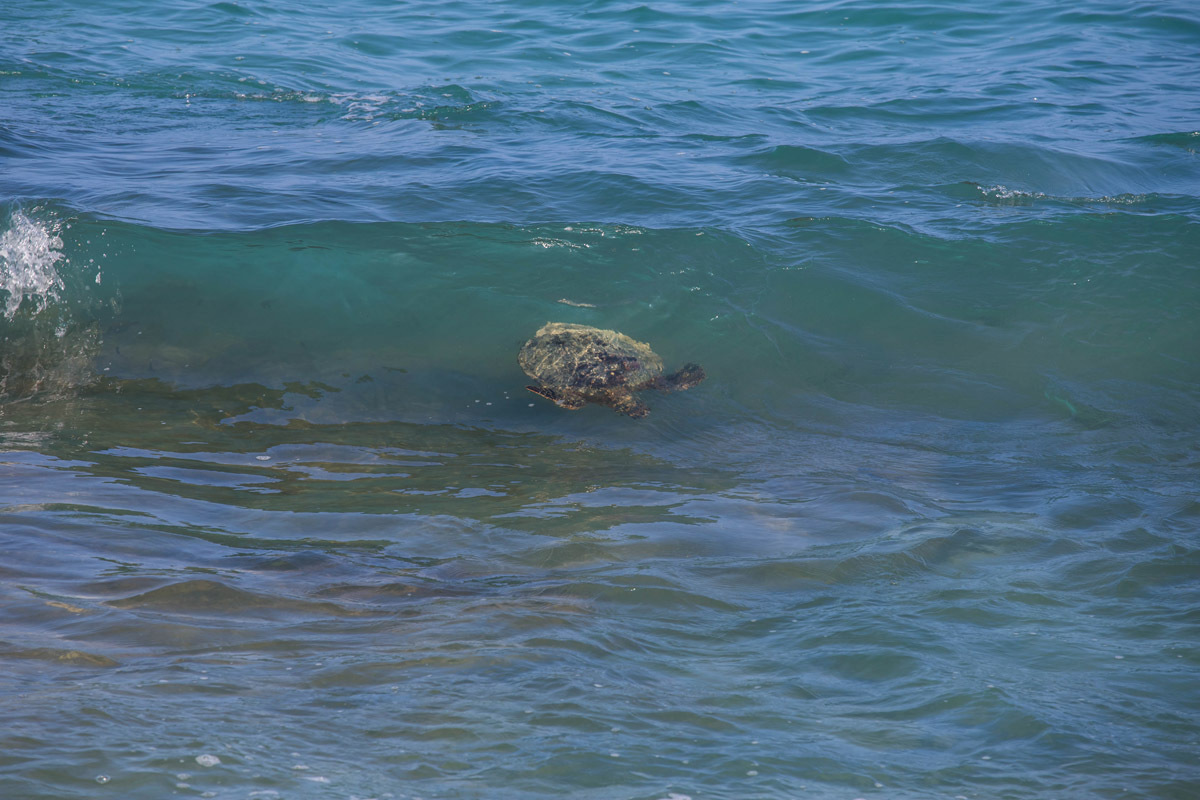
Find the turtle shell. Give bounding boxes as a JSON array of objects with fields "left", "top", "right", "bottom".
[{"left": 518, "top": 322, "right": 664, "bottom": 391}]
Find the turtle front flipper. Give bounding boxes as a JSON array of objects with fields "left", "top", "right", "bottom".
[
  {"left": 526, "top": 385, "right": 586, "bottom": 410},
  {"left": 608, "top": 389, "right": 650, "bottom": 418}
]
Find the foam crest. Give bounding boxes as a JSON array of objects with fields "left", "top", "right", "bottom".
[
  {"left": 0, "top": 211, "right": 67, "bottom": 319},
  {"left": 0, "top": 209, "right": 103, "bottom": 400},
  {"left": 976, "top": 184, "right": 1047, "bottom": 204}
]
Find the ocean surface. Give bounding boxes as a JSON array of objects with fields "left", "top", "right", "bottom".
[{"left": 2, "top": 1, "right": 1199, "bottom": 798}]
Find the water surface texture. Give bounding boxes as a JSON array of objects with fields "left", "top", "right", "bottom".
[{"left": 2, "top": 1, "right": 1199, "bottom": 798}]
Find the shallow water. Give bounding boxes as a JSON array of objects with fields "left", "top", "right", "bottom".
[{"left": 2, "top": 1, "right": 1199, "bottom": 798}]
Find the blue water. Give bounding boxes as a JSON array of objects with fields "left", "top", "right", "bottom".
[{"left": 2, "top": 1, "right": 1199, "bottom": 798}]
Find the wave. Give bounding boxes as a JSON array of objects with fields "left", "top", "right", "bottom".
[
  {"left": 0, "top": 208, "right": 103, "bottom": 400},
  {"left": 744, "top": 137, "right": 1178, "bottom": 201},
  {"left": 1134, "top": 131, "right": 1200, "bottom": 152},
  {"left": 3, "top": 205, "right": 1196, "bottom": 454},
  {"left": 935, "top": 181, "right": 1180, "bottom": 209}
]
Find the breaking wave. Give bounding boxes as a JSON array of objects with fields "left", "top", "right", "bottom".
[{"left": 0, "top": 208, "right": 102, "bottom": 401}]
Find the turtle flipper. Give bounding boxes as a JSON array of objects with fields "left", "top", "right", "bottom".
[
  {"left": 609, "top": 389, "right": 650, "bottom": 418},
  {"left": 526, "top": 384, "right": 586, "bottom": 410},
  {"left": 655, "top": 363, "right": 705, "bottom": 392}
]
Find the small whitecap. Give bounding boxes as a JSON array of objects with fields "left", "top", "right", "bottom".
[
  {"left": 195, "top": 754, "right": 221, "bottom": 767},
  {"left": 0, "top": 212, "right": 67, "bottom": 318}
]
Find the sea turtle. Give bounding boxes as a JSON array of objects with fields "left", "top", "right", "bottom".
[{"left": 518, "top": 322, "right": 705, "bottom": 418}]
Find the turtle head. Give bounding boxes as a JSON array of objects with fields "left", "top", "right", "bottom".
[{"left": 662, "top": 363, "right": 705, "bottom": 391}]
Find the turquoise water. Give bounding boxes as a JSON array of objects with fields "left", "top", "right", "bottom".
[{"left": 2, "top": 1, "right": 1199, "bottom": 798}]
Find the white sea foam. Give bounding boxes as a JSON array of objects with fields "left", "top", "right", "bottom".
[
  {"left": 0, "top": 211, "right": 66, "bottom": 319},
  {"left": 977, "top": 184, "right": 1045, "bottom": 204},
  {"left": 329, "top": 92, "right": 395, "bottom": 121}
]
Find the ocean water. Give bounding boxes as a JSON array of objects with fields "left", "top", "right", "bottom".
[{"left": 2, "top": 0, "right": 1199, "bottom": 797}]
